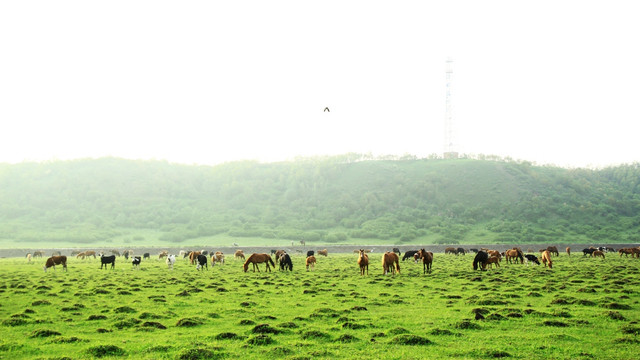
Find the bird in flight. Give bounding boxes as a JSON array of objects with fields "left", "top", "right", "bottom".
[{"left": 324, "top": 107, "right": 330, "bottom": 112}]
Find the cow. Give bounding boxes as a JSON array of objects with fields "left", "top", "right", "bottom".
[
  {"left": 158, "top": 251, "right": 169, "bottom": 259},
  {"left": 546, "top": 246, "right": 559, "bottom": 256},
  {"left": 132, "top": 256, "right": 141, "bottom": 269},
  {"left": 524, "top": 254, "right": 540, "bottom": 265},
  {"left": 100, "top": 255, "right": 116, "bottom": 269},
  {"left": 234, "top": 250, "right": 245, "bottom": 260},
  {"left": 583, "top": 248, "right": 597, "bottom": 256},
  {"left": 317, "top": 249, "right": 328, "bottom": 257},
  {"left": 307, "top": 250, "right": 315, "bottom": 257},
  {"left": 166, "top": 255, "right": 176, "bottom": 270},
  {"left": 456, "top": 248, "right": 466, "bottom": 255},
  {"left": 196, "top": 254, "right": 208, "bottom": 271},
  {"left": 43, "top": 256, "right": 67, "bottom": 272},
  {"left": 392, "top": 248, "right": 401, "bottom": 256},
  {"left": 593, "top": 250, "right": 605, "bottom": 259},
  {"left": 33, "top": 251, "right": 44, "bottom": 258},
  {"left": 143, "top": 253, "right": 150, "bottom": 260},
  {"left": 402, "top": 250, "right": 419, "bottom": 261},
  {"left": 26, "top": 253, "right": 32, "bottom": 262},
  {"left": 306, "top": 255, "right": 316, "bottom": 271},
  {"left": 211, "top": 252, "right": 225, "bottom": 266}
]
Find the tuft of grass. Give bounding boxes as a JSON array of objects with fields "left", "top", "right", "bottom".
[
  {"left": 30, "top": 329, "right": 61, "bottom": 338},
  {"left": 176, "top": 317, "right": 205, "bottom": 327}
]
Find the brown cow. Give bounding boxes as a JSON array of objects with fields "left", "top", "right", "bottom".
[
  {"left": 188, "top": 251, "right": 201, "bottom": 265},
  {"left": 317, "top": 249, "right": 328, "bottom": 257},
  {"left": 306, "top": 255, "right": 316, "bottom": 271},
  {"left": 566, "top": 247, "right": 571, "bottom": 256},
  {"left": 234, "top": 250, "right": 245, "bottom": 260},
  {"left": 43, "top": 256, "right": 67, "bottom": 272}
]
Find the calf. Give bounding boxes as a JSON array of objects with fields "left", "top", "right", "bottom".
[
  {"left": 132, "top": 256, "right": 141, "bottom": 269},
  {"left": 196, "top": 254, "right": 208, "bottom": 271},
  {"left": 100, "top": 255, "right": 116, "bottom": 269}
]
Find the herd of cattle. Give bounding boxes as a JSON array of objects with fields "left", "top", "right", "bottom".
[{"left": 25, "top": 244, "right": 640, "bottom": 273}]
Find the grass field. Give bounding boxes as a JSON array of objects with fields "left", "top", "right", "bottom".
[{"left": 1, "top": 252, "right": 639, "bottom": 359}]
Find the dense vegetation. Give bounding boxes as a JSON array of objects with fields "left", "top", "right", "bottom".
[
  {"left": 1, "top": 254, "right": 639, "bottom": 359},
  {"left": 0, "top": 155, "right": 639, "bottom": 247}
]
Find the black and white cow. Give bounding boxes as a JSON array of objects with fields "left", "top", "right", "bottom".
[
  {"left": 100, "top": 254, "right": 116, "bottom": 269},
  {"left": 132, "top": 256, "right": 141, "bottom": 269},
  {"left": 524, "top": 254, "right": 540, "bottom": 265},
  {"left": 196, "top": 254, "right": 208, "bottom": 271}
]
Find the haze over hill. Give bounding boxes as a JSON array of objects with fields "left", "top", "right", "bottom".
[{"left": 0, "top": 155, "right": 638, "bottom": 248}]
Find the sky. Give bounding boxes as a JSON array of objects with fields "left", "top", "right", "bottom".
[{"left": 1, "top": 1, "right": 639, "bottom": 168}]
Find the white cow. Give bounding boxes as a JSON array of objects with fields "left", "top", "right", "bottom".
[{"left": 166, "top": 255, "right": 176, "bottom": 270}]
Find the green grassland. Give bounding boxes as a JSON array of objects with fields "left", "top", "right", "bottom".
[{"left": 1, "top": 252, "right": 639, "bottom": 359}]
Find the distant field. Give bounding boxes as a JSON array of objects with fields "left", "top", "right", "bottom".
[{"left": 1, "top": 253, "right": 639, "bottom": 359}]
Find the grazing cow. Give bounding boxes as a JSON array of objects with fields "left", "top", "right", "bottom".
[
  {"left": 83, "top": 250, "right": 97, "bottom": 259},
  {"left": 524, "top": 254, "right": 540, "bottom": 265},
  {"left": 392, "top": 248, "right": 401, "bottom": 256},
  {"left": 33, "top": 251, "right": 44, "bottom": 258},
  {"left": 541, "top": 250, "right": 553, "bottom": 268},
  {"left": 143, "top": 253, "right": 150, "bottom": 260},
  {"left": 279, "top": 253, "right": 293, "bottom": 271},
  {"left": 43, "top": 256, "right": 67, "bottom": 272},
  {"left": 196, "top": 254, "right": 208, "bottom": 271},
  {"left": 132, "top": 256, "right": 141, "bottom": 269},
  {"left": 583, "top": 248, "right": 597, "bottom": 256},
  {"left": 234, "top": 250, "right": 245, "bottom": 260},
  {"left": 51, "top": 251, "right": 62, "bottom": 256},
  {"left": 306, "top": 250, "right": 315, "bottom": 257},
  {"left": 110, "top": 249, "right": 121, "bottom": 257},
  {"left": 444, "top": 247, "right": 457, "bottom": 255},
  {"left": 566, "top": 247, "right": 571, "bottom": 256},
  {"left": 456, "top": 248, "right": 466, "bottom": 255},
  {"left": 317, "top": 249, "right": 328, "bottom": 257},
  {"left": 473, "top": 251, "right": 489, "bottom": 271},
  {"left": 179, "top": 250, "right": 187, "bottom": 258},
  {"left": 158, "top": 251, "right": 169, "bottom": 259},
  {"left": 166, "top": 255, "right": 176, "bottom": 270},
  {"left": 211, "top": 252, "right": 225, "bottom": 266},
  {"left": 469, "top": 248, "right": 479, "bottom": 253},
  {"left": 593, "top": 250, "right": 605, "bottom": 259},
  {"left": 402, "top": 250, "right": 419, "bottom": 261},
  {"left": 26, "top": 253, "right": 32, "bottom": 262},
  {"left": 100, "top": 255, "right": 116, "bottom": 269},
  {"left": 306, "top": 255, "right": 316, "bottom": 271}
]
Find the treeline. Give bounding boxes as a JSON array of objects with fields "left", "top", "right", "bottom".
[{"left": 0, "top": 156, "right": 638, "bottom": 245}]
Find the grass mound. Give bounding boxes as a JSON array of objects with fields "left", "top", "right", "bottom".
[
  {"left": 215, "top": 332, "right": 240, "bottom": 340},
  {"left": 141, "top": 321, "right": 167, "bottom": 329},
  {"left": 455, "top": 321, "right": 481, "bottom": 330},
  {"left": 30, "top": 329, "right": 61, "bottom": 338},
  {"left": 251, "top": 324, "right": 282, "bottom": 334},
  {"left": 542, "top": 320, "right": 569, "bottom": 327},
  {"left": 246, "top": 334, "right": 275, "bottom": 346},
  {"left": 337, "top": 334, "right": 359, "bottom": 343},
  {"left": 389, "top": 334, "right": 432, "bottom": 345},
  {"left": 176, "top": 317, "right": 205, "bottom": 327},
  {"left": 177, "top": 347, "right": 224, "bottom": 360},
  {"left": 300, "top": 330, "right": 331, "bottom": 340},
  {"left": 87, "top": 315, "right": 107, "bottom": 320},
  {"left": 113, "top": 306, "right": 136, "bottom": 314},
  {"left": 85, "top": 345, "right": 125, "bottom": 358}
]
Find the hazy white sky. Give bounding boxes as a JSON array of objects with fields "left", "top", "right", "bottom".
[{"left": 1, "top": 1, "right": 638, "bottom": 168}]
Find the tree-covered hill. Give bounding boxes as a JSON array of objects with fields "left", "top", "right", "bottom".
[{"left": 0, "top": 156, "right": 638, "bottom": 246}]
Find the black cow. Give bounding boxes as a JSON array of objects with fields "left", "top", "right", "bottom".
[
  {"left": 306, "top": 250, "right": 315, "bottom": 257},
  {"left": 402, "top": 250, "right": 419, "bottom": 261},
  {"left": 279, "top": 253, "right": 293, "bottom": 271},
  {"left": 473, "top": 251, "right": 489, "bottom": 271},
  {"left": 456, "top": 248, "right": 466, "bottom": 255},
  {"left": 524, "top": 254, "right": 540, "bottom": 265},
  {"left": 143, "top": 253, "right": 150, "bottom": 260},
  {"left": 100, "top": 255, "right": 116, "bottom": 269},
  {"left": 392, "top": 248, "right": 401, "bottom": 256},
  {"left": 583, "top": 248, "right": 596, "bottom": 256},
  {"left": 132, "top": 256, "right": 141, "bottom": 268},
  {"left": 469, "top": 248, "right": 479, "bottom": 253},
  {"left": 196, "top": 254, "right": 208, "bottom": 271}
]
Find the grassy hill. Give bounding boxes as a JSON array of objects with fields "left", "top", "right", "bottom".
[{"left": 0, "top": 156, "right": 638, "bottom": 248}]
